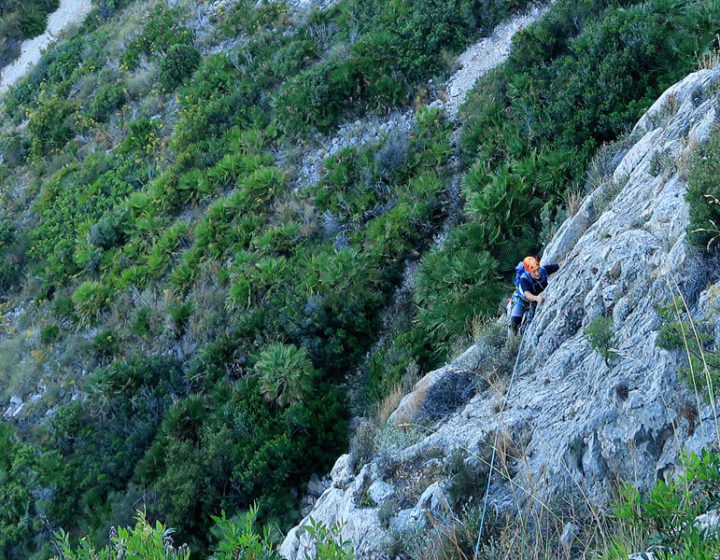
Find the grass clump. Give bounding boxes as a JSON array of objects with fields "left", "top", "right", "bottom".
[
  {"left": 656, "top": 296, "right": 720, "bottom": 398},
  {"left": 687, "top": 129, "right": 720, "bottom": 252},
  {"left": 40, "top": 324, "right": 60, "bottom": 344}
]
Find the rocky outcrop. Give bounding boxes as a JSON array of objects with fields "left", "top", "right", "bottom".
[{"left": 281, "top": 63, "right": 720, "bottom": 560}]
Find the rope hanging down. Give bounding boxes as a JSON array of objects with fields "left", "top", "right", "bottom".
[{"left": 473, "top": 322, "right": 530, "bottom": 559}]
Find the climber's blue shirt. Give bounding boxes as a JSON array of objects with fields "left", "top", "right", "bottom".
[{"left": 516, "top": 263, "right": 560, "bottom": 300}]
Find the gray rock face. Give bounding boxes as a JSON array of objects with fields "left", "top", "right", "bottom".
[
  {"left": 307, "top": 473, "right": 328, "bottom": 497},
  {"left": 280, "top": 67, "right": 720, "bottom": 560},
  {"left": 694, "top": 509, "right": 720, "bottom": 536}
]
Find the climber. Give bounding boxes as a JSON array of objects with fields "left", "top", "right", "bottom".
[{"left": 508, "top": 256, "right": 560, "bottom": 335}]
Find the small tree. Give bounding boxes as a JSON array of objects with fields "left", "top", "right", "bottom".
[{"left": 584, "top": 314, "right": 617, "bottom": 365}]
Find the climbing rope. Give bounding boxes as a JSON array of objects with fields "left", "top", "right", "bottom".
[{"left": 473, "top": 314, "right": 531, "bottom": 559}]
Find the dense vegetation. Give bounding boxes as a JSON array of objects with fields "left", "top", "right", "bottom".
[
  {"left": 0, "top": 0, "right": 527, "bottom": 556},
  {"left": 0, "top": 0, "right": 719, "bottom": 558},
  {"left": 605, "top": 449, "right": 720, "bottom": 559}
]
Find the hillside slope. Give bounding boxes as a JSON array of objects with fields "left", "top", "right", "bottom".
[
  {"left": 281, "top": 67, "right": 720, "bottom": 559},
  {"left": 1, "top": 0, "right": 720, "bottom": 557}
]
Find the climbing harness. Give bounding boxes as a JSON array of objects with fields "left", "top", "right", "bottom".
[
  {"left": 519, "top": 302, "right": 536, "bottom": 334},
  {"left": 475, "top": 310, "right": 531, "bottom": 558},
  {"left": 507, "top": 297, "right": 536, "bottom": 337}
]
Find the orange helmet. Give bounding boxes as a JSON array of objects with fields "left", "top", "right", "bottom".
[{"left": 523, "top": 256, "right": 540, "bottom": 272}]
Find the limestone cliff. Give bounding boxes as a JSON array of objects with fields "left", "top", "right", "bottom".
[{"left": 280, "top": 67, "right": 720, "bottom": 559}]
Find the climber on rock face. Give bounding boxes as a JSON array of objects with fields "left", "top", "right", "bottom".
[{"left": 508, "top": 256, "right": 560, "bottom": 335}]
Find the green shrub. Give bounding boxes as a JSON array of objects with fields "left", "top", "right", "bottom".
[
  {"left": 118, "top": 266, "right": 149, "bottom": 290},
  {"left": 0, "top": 38, "right": 21, "bottom": 68},
  {"left": 608, "top": 450, "right": 720, "bottom": 559},
  {"left": 209, "top": 505, "right": 280, "bottom": 560},
  {"left": 54, "top": 296, "right": 76, "bottom": 321},
  {"left": 169, "top": 301, "right": 195, "bottom": 336},
  {"left": 19, "top": 7, "right": 52, "bottom": 38},
  {"left": 49, "top": 355, "right": 184, "bottom": 538},
  {"left": 0, "top": 133, "right": 28, "bottom": 166},
  {"left": 656, "top": 298, "right": 720, "bottom": 397},
  {"left": 40, "top": 324, "right": 60, "bottom": 344},
  {"left": 303, "top": 517, "right": 355, "bottom": 560},
  {"left": 92, "top": 329, "right": 120, "bottom": 359},
  {"left": 131, "top": 307, "right": 152, "bottom": 337},
  {"left": 72, "top": 281, "right": 110, "bottom": 324},
  {"left": 121, "top": 5, "right": 192, "bottom": 69},
  {"left": 26, "top": 96, "right": 77, "bottom": 156},
  {"left": 0, "top": 259, "right": 19, "bottom": 292},
  {"left": 89, "top": 206, "right": 130, "bottom": 249},
  {"left": 52, "top": 510, "right": 190, "bottom": 559},
  {"left": 584, "top": 314, "right": 617, "bottom": 365},
  {"left": 687, "top": 130, "right": 720, "bottom": 252},
  {"left": 414, "top": 247, "right": 504, "bottom": 360},
  {"left": 217, "top": 0, "right": 287, "bottom": 37},
  {"left": 119, "top": 117, "right": 159, "bottom": 155},
  {"left": 89, "top": 83, "right": 127, "bottom": 121},
  {"left": 0, "top": 423, "right": 54, "bottom": 560},
  {"left": 169, "top": 258, "right": 197, "bottom": 294},
  {"left": 159, "top": 44, "right": 201, "bottom": 91}
]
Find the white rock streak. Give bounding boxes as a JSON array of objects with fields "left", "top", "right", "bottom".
[
  {"left": 0, "top": 0, "right": 94, "bottom": 95},
  {"left": 441, "top": 3, "right": 550, "bottom": 119},
  {"left": 292, "top": 4, "right": 550, "bottom": 188}
]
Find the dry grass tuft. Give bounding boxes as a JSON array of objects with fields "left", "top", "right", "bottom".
[
  {"left": 564, "top": 189, "right": 584, "bottom": 217},
  {"left": 377, "top": 381, "right": 412, "bottom": 425},
  {"left": 675, "top": 136, "right": 698, "bottom": 181},
  {"left": 376, "top": 363, "right": 421, "bottom": 425},
  {"left": 698, "top": 35, "right": 720, "bottom": 70}
]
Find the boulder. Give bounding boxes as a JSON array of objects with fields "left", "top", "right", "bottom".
[
  {"left": 694, "top": 509, "right": 720, "bottom": 536},
  {"left": 307, "top": 474, "right": 327, "bottom": 498}
]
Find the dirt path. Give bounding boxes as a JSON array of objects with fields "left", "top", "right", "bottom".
[{"left": 0, "top": 0, "right": 94, "bottom": 95}]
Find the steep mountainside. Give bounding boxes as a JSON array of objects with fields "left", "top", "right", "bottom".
[
  {"left": 1, "top": 0, "right": 720, "bottom": 558},
  {"left": 281, "top": 67, "right": 720, "bottom": 559}
]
